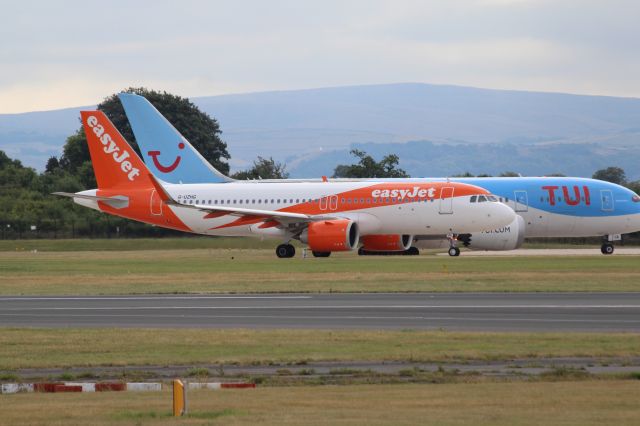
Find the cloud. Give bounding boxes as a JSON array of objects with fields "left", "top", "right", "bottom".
[{"left": 1, "top": 0, "right": 639, "bottom": 112}]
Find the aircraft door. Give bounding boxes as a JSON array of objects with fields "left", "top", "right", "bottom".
[
  {"left": 150, "top": 189, "right": 163, "bottom": 216},
  {"left": 514, "top": 190, "right": 528, "bottom": 212},
  {"left": 329, "top": 195, "right": 338, "bottom": 211},
  {"left": 600, "top": 190, "right": 614, "bottom": 211},
  {"left": 319, "top": 196, "right": 328, "bottom": 211},
  {"left": 439, "top": 187, "right": 454, "bottom": 214}
]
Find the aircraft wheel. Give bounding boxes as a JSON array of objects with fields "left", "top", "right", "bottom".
[
  {"left": 448, "top": 247, "right": 460, "bottom": 257},
  {"left": 405, "top": 247, "right": 420, "bottom": 256},
  {"left": 601, "top": 243, "right": 614, "bottom": 255},
  {"left": 358, "top": 248, "right": 367, "bottom": 256},
  {"left": 312, "top": 251, "right": 331, "bottom": 258},
  {"left": 276, "top": 244, "right": 295, "bottom": 258}
]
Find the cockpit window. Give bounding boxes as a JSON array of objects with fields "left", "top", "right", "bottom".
[
  {"left": 470, "top": 195, "right": 477, "bottom": 203},
  {"left": 633, "top": 195, "right": 640, "bottom": 203},
  {"left": 487, "top": 195, "right": 498, "bottom": 202},
  {"left": 477, "top": 195, "right": 487, "bottom": 202}
]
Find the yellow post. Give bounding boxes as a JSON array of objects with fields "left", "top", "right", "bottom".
[{"left": 173, "top": 379, "right": 186, "bottom": 416}]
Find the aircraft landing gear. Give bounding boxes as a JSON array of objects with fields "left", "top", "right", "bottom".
[
  {"left": 601, "top": 243, "right": 615, "bottom": 255},
  {"left": 448, "top": 247, "right": 460, "bottom": 257},
  {"left": 405, "top": 247, "right": 420, "bottom": 256},
  {"left": 447, "top": 234, "right": 460, "bottom": 256},
  {"left": 312, "top": 251, "right": 331, "bottom": 258},
  {"left": 276, "top": 244, "right": 296, "bottom": 258}
]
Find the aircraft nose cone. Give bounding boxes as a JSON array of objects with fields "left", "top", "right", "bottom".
[{"left": 491, "top": 202, "right": 516, "bottom": 227}]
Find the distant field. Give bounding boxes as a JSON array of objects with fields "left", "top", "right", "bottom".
[
  {"left": 2, "top": 381, "right": 640, "bottom": 425},
  {"left": 1, "top": 328, "right": 639, "bottom": 369},
  {"left": 1, "top": 246, "right": 639, "bottom": 294}
]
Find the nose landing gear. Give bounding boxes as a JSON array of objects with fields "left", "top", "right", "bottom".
[
  {"left": 447, "top": 234, "right": 460, "bottom": 256},
  {"left": 601, "top": 234, "right": 621, "bottom": 255}
]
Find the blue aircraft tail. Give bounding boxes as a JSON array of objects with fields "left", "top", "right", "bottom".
[{"left": 118, "top": 93, "right": 232, "bottom": 184}]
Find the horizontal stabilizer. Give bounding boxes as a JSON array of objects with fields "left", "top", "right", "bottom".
[{"left": 52, "top": 192, "right": 129, "bottom": 209}]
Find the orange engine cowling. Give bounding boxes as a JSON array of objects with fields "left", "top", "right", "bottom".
[
  {"left": 300, "top": 220, "right": 359, "bottom": 252},
  {"left": 360, "top": 234, "right": 413, "bottom": 252}
]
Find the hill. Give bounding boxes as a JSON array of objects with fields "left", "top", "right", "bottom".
[{"left": 1, "top": 83, "right": 639, "bottom": 178}]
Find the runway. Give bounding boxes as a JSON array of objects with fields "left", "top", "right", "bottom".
[{"left": 2, "top": 293, "right": 640, "bottom": 332}]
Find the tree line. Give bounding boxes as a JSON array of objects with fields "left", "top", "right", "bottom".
[{"left": 1, "top": 88, "right": 639, "bottom": 239}]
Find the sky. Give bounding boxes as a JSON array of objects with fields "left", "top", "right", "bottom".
[{"left": 1, "top": 0, "right": 639, "bottom": 113}]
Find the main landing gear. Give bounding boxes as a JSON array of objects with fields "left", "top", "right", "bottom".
[
  {"left": 357, "top": 247, "right": 420, "bottom": 256},
  {"left": 276, "top": 243, "right": 296, "bottom": 258},
  {"left": 312, "top": 251, "right": 331, "bottom": 258},
  {"left": 601, "top": 243, "right": 615, "bottom": 255}
]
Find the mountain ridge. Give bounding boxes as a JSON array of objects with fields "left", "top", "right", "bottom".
[{"left": 1, "top": 83, "right": 639, "bottom": 178}]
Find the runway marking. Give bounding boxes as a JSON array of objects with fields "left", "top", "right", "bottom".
[
  {"left": 1, "top": 313, "right": 639, "bottom": 324},
  {"left": 2, "top": 305, "right": 640, "bottom": 311}
]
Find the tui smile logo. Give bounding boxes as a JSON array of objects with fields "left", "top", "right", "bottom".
[{"left": 147, "top": 142, "right": 185, "bottom": 173}]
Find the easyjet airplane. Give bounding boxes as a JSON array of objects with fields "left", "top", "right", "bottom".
[
  {"left": 118, "top": 93, "right": 640, "bottom": 255},
  {"left": 54, "top": 111, "right": 516, "bottom": 258}
]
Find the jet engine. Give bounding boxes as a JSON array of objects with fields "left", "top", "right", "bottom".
[
  {"left": 300, "top": 220, "right": 359, "bottom": 252},
  {"left": 457, "top": 215, "right": 525, "bottom": 251},
  {"left": 360, "top": 234, "right": 414, "bottom": 252}
]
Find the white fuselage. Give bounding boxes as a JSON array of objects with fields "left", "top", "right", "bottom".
[{"left": 143, "top": 181, "right": 516, "bottom": 239}]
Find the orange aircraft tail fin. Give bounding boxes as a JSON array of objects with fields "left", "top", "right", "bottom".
[{"left": 80, "top": 110, "right": 151, "bottom": 190}]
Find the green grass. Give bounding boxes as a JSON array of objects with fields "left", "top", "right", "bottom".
[
  {"left": 1, "top": 247, "right": 640, "bottom": 294},
  {"left": 0, "top": 237, "right": 277, "bottom": 252},
  {"left": 0, "top": 328, "right": 639, "bottom": 369},
  {"left": 2, "top": 382, "right": 640, "bottom": 425}
]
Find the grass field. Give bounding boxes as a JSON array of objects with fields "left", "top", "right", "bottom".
[
  {"left": 1, "top": 245, "right": 640, "bottom": 294},
  {"left": 1, "top": 381, "right": 640, "bottom": 425},
  {"left": 1, "top": 328, "right": 638, "bottom": 369}
]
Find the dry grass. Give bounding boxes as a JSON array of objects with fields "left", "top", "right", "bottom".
[
  {"left": 1, "top": 381, "right": 640, "bottom": 425},
  {"left": 1, "top": 328, "right": 639, "bottom": 369},
  {"left": 2, "top": 249, "right": 640, "bottom": 295}
]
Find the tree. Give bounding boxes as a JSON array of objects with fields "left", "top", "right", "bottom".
[
  {"left": 592, "top": 167, "right": 626, "bottom": 185},
  {"left": 231, "top": 157, "right": 289, "bottom": 180},
  {"left": 499, "top": 171, "right": 520, "bottom": 177},
  {"left": 59, "top": 87, "right": 231, "bottom": 187},
  {"left": 44, "top": 156, "right": 60, "bottom": 174},
  {"left": 627, "top": 180, "right": 640, "bottom": 195},
  {"left": 333, "top": 149, "right": 409, "bottom": 178}
]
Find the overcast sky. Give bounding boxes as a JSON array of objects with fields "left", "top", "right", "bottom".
[{"left": 1, "top": 0, "right": 639, "bottom": 113}]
